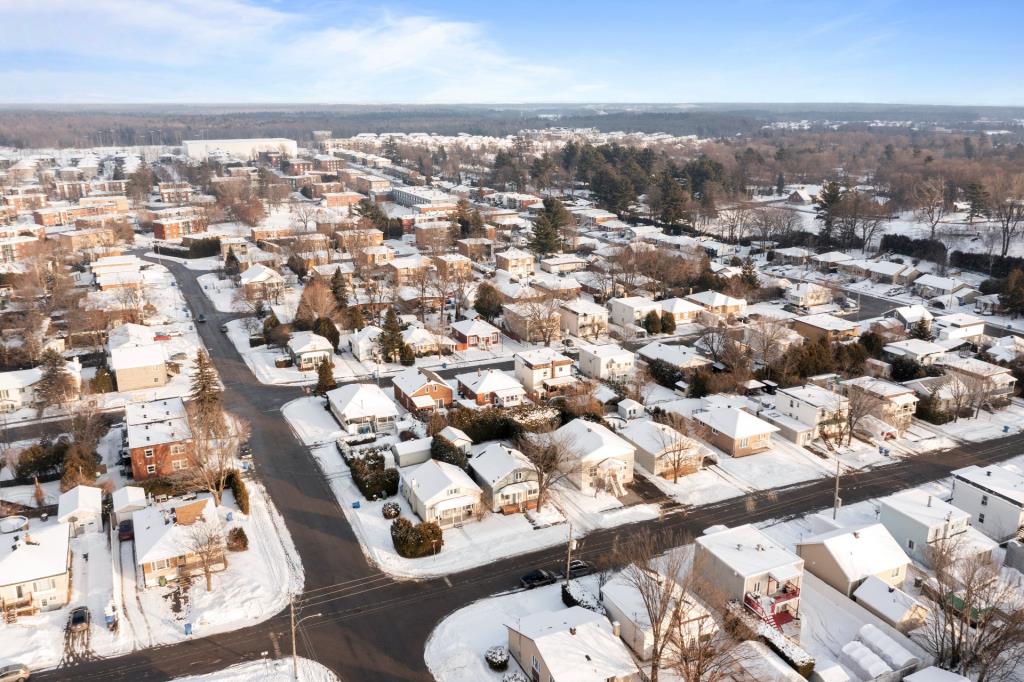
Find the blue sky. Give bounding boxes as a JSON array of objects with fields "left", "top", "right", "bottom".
[{"left": 0, "top": 0, "right": 1021, "bottom": 104}]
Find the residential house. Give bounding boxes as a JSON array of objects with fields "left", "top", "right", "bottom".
[
  {"left": 432, "top": 253, "right": 472, "bottom": 279},
  {"left": 450, "top": 318, "right": 500, "bottom": 351},
  {"left": 950, "top": 465, "right": 1024, "bottom": 543},
  {"left": 502, "top": 303, "right": 562, "bottom": 345},
  {"left": 125, "top": 397, "right": 194, "bottom": 481},
  {"left": 685, "top": 290, "right": 747, "bottom": 318},
  {"left": 786, "top": 282, "right": 833, "bottom": 308},
  {"left": 107, "top": 324, "right": 168, "bottom": 392},
  {"left": 495, "top": 248, "right": 535, "bottom": 279},
  {"left": 455, "top": 237, "right": 494, "bottom": 262},
  {"left": 883, "top": 339, "right": 948, "bottom": 366},
  {"left": 774, "top": 246, "right": 812, "bottom": 265},
  {"left": 608, "top": 296, "right": 660, "bottom": 332},
  {"left": 939, "top": 357, "right": 1016, "bottom": 407},
  {"left": 553, "top": 419, "right": 635, "bottom": 496},
  {"left": 863, "top": 260, "right": 918, "bottom": 285},
  {"left": 347, "top": 325, "right": 382, "bottom": 362},
  {"left": 287, "top": 331, "right": 334, "bottom": 371},
  {"left": 693, "top": 407, "right": 779, "bottom": 457},
  {"left": 559, "top": 299, "right": 608, "bottom": 341},
  {"left": 772, "top": 384, "right": 849, "bottom": 443},
  {"left": 660, "top": 297, "right": 704, "bottom": 325},
  {"left": 506, "top": 607, "right": 638, "bottom": 682},
  {"left": 238, "top": 263, "right": 285, "bottom": 301},
  {"left": 812, "top": 251, "right": 852, "bottom": 272},
  {"left": 933, "top": 313, "right": 985, "bottom": 345},
  {"left": 438, "top": 426, "right": 473, "bottom": 454},
  {"left": 796, "top": 523, "right": 910, "bottom": 597},
  {"left": 391, "top": 367, "right": 452, "bottom": 413},
  {"left": 56, "top": 485, "right": 103, "bottom": 537},
  {"left": 386, "top": 255, "right": 433, "bottom": 285},
  {"left": 132, "top": 497, "right": 225, "bottom": 588},
  {"left": 0, "top": 357, "right": 83, "bottom": 413},
  {"left": 540, "top": 254, "right": 587, "bottom": 274},
  {"left": 841, "top": 376, "right": 919, "bottom": 436},
  {"left": 792, "top": 313, "right": 859, "bottom": 343},
  {"left": 390, "top": 438, "right": 433, "bottom": 468},
  {"left": 694, "top": 524, "right": 804, "bottom": 626},
  {"left": 327, "top": 384, "right": 399, "bottom": 435},
  {"left": 355, "top": 245, "right": 395, "bottom": 269},
  {"left": 852, "top": 576, "right": 929, "bottom": 633},
  {"left": 885, "top": 305, "right": 933, "bottom": 330},
  {"left": 618, "top": 419, "right": 708, "bottom": 478},
  {"left": 578, "top": 343, "right": 635, "bottom": 381},
  {"left": 878, "top": 489, "right": 997, "bottom": 566},
  {"left": 456, "top": 369, "right": 525, "bottom": 407},
  {"left": 468, "top": 442, "right": 539, "bottom": 512},
  {"left": 637, "top": 341, "right": 712, "bottom": 375},
  {"left": 913, "top": 275, "right": 968, "bottom": 300},
  {"left": 400, "top": 327, "right": 453, "bottom": 357},
  {"left": 401, "top": 459, "right": 483, "bottom": 529},
  {"left": 513, "top": 348, "right": 575, "bottom": 397},
  {"left": 0, "top": 521, "right": 72, "bottom": 619}
]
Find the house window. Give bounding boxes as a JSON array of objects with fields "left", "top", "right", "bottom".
[
  {"left": 981, "top": 495, "right": 989, "bottom": 506},
  {"left": 172, "top": 460, "right": 187, "bottom": 471},
  {"left": 531, "top": 655, "right": 539, "bottom": 671},
  {"left": 739, "top": 438, "right": 749, "bottom": 448},
  {"left": 146, "top": 464, "right": 156, "bottom": 474},
  {"left": 171, "top": 444, "right": 186, "bottom": 455},
  {"left": 144, "top": 448, "right": 154, "bottom": 458},
  {"left": 979, "top": 513, "right": 985, "bottom": 524}
]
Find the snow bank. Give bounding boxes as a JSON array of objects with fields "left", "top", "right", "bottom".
[{"left": 172, "top": 656, "right": 337, "bottom": 681}]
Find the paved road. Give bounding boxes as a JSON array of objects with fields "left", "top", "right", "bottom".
[{"left": 33, "top": 257, "right": 1024, "bottom": 681}]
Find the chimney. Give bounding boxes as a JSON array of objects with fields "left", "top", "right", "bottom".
[
  {"left": 927, "top": 496, "right": 932, "bottom": 507},
  {"left": 736, "top": 543, "right": 743, "bottom": 551},
  {"left": 569, "top": 627, "right": 577, "bottom": 636},
  {"left": 853, "top": 531, "right": 860, "bottom": 539},
  {"left": 612, "top": 621, "right": 621, "bottom": 637},
  {"left": 987, "top": 470, "right": 992, "bottom": 476}
]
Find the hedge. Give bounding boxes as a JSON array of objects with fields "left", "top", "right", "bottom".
[
  {"left": 950, "top": 250, "right": 1024, "bottom": 279},
  {"left": 226, "top": 469, "right": 250, "bottom": 514},
  {"left": 879, "top": 234, "right": 946, "bottom": 264},
  {"left": 390, "top": 517, "right": 444, "bottom": 558},
  {"left": 349, "top": 452, "right": 399, "bottom": 500}
]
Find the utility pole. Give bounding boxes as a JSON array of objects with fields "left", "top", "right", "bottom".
[
  {"left": 832, "top": 458, "right": 842, "bottom": 520},
  {"left": 289, "top": 596, "right": 323, "bottom": 680},
  {"left": 564, "top": 522, "right": 575, "bottom": 585}
]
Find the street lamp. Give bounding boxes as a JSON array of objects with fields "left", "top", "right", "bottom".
[{"left": 290, "top": 597, "right": 323, "bottom": 680}]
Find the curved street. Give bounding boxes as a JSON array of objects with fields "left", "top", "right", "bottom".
[{"left": 34, "top": 256, "right": 1024, "bottom": 682}]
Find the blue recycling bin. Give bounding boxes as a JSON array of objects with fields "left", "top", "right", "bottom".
[
  {"left": 352, "top": 500, "right": 361, "bottom": 509},
  {"left": 226, "top": 512, "right": 234, "bottom": 522},
  {"left": 184, "top": 622, "right": 193, "bottom": 636},
  {"left": 1005, "top": 425, "right": 1011, "bottom": 433}
]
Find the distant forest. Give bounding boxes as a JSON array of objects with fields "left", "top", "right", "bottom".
[{"left": 1, "top": 103, "right": 1023, "bottom": 149}]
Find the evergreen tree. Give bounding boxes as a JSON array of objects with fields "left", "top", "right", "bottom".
[
  {"left": 60, "top": 441, "right": 97, "bottom": 493},
  {"left": 224, "top": 247, "right": 240, "bottom": 277},
  {"left": 382, "top": 136, "right": 401, "bottom": 164},
  {"left": 314, "top": 317, "right": 340, "bottom": 350},
  {"left": 430, "top": 435, "right": 468, "bottom": 469},
  {"left": 348, "top": 306, "right": 366, "bottom": 331},
  {"left": 814, "top": 181, "right": 844, "bottom": 247},
  {"left": 775, "top": 173, "right": 786, "bottom": 195},
  {"left": 964, "top": 182, "right": 990, "bottom": 224},
  {"left": 399, "top": 343, "right": 416, "bottom": 366},
  {"left": 378, "top": 308, "right": 404, "bottom": 363},
  {"left": 643, "top": 310, "right": 662, "bottom": 335},
  {"left": 474, "top": 282, "right": 503, "bottom": 321},
  {"left": 660, "top": 312, "right": 676, "bottom": 334},
  {"left": 189, "top": 350, "right": 224, "bottom": 433},
  {"left": 330, "top": 268, "right": 348, "bottom": 308},
  {"left": 528, "top": 197, "right": 569, "bottom": 256},
  {"left": 908, "top": 319, "right": 935, "bottom": 341},
  {"left": 1000, "top": 268, "right": 1024, "bottom": 317},
  {"left": 313, "top": 359, "right": 336, "bottom": 396},
  {"left": 653, "top": 171, "right": 689, "bottom": 225},
  {"left": 34, "top": 350, "right": 74, "bottom": 416},
  {"left": 90, "top": 366, "right": 114, "bottom": 393},
  {"left": 740, "top": 258, "right": 760, "bottom": 290}
]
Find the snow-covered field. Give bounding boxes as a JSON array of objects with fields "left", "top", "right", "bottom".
[
  {"left": 172, "top": 657, "right": 337, "bottom": 681},
  {"left": 197, "top": 273, "right": 247, "bottom": 313}
]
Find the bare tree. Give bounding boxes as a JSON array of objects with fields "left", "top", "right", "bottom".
[
  {"left": 744, "top": 316, "right": 790, "bottom": 378},
  {"left": 844, "top": 385, "right": 884, "bottom": 445},
  {"left": 921, "top": 536, "right": 1024, "bottom": 682},
  {"left": 295, "top": 277, "right": 338, "bottom": 324},
  {"left": 290, "top": 201, "right": 319, "bottom": 233},
  {"left": 913, "top": 177, "right": 949, "bottom": 240},
  {"left": 184, "top": 520, "right": 227, "bottom": 592},
  {"left": 695, "top": 323, "right": 731, "bottom": 364},
  {"left": 652, "top": 412, "right": 704, "bottom": 483},
  {"left": 942, "top": 375, "right": 972, "bottom": 421},
  {"left": 514, "top": 294, "right": 562, "bottom": 347},
  {"left": 184, "top": 412, "right": 250, "bottom": 506},
  {"left": 514, "top": 429, "right": 578, "bottom": 512},
  {"left": 987, "top": 173, "right": 1024, "bottom": 257}
]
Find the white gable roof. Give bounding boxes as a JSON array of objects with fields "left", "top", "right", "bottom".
[
  {"left": 326, "top": 383, "right": 399, "bottom": 421},
  {"left": 694, "top": 407, "right": 778, "bottom": 439},
  {"left": 403, "top": 459, "right": 481, "bottom": 505},
  {"left": 57, "top": 485, "right": 103, "bottom": 522},
  {"left": 798, "top": 523, "right": 909, "bottom": 583}
]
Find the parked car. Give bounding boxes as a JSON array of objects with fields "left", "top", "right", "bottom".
[
  {"left": 118, "top": 520, "right": 134, "bottom": 541},
  {"left": 69, "top": 607, "right": 90, "bottom": 632},
  {"left": 564, "top": 559, "right": 594, "bottom": 579},
  {"left": 0, "top": 663, "right": 30, "bottom": 682},
  {"left": 196, "top": 314, "right": 206, "bottom": 323},
  {"left": 520, "top": 569, "right": 557, "bottom": 589},
  {"left": 220, "top": 323, "right": 229, "bottom": 333}
]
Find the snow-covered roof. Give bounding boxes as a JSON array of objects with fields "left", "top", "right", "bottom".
[
  {"left": 883, "top": 338, "right": 947, "bottom": 358},
  {"left": 0, "top": 521, "right": 71, "bottom": 587},
  {"left": 880, "top": 489, "right": 969, "bottom": 528},
  {"left": 125, "top": 397, "right": 187, "bottom": 425},
  {"left": 110, "top": 344, "right": 166, "bottom": 371},
  {"left": 403, "top": 459, "right": 481, "bottom": 505},
  {"left": 777, "top": 384, "right": 845, "bottom": 410},
  {"left": 913, "top": 274, "right": 965, "bottom": 291},
  {"left": 57, "top": 485, "right": 103, "bottom": 522},
  {"left": 559, "top": 298, "right": 608, "bottom": 317},
  {"left": 0, "top": 367, "right": 42, "bottom": 391},
  {"left": 697, "top": 524, "right": 802, "bottom": 579},
  {"left": 579, "top": 343, "right": 633, "bottom": 362},
  {"left": 456, "top": 369, "right": 524, "bottom": 396},
  {"left": 940, "top": 356, "right": 1013, "bottom": 379},
  {"left": 798, "top": 523, "right": 908, "bottom": 583},
  {"left": 886, "top": 304, "right": 933, "bottom": 324},
  {"left": 952, "top": 464, "right": 1024, "bottom": 506},
  {"left": 685, "top": 290, "right": 746, "bottom": 308},
  {"left": 638, "top": 341, "right": 711, "bottom": 369},
  {"left": 469, "top": 442, "right": 530, "bottom": 485},
  {"left": 934, "top": 313, "right": 984, "bottom": 329},
  {"left": 796, "top": 313, "right": 859, "bottom": 332},
  {"left": 693, "top": 407, "right": 778, "bottom": 439},
  {"left": 132, "top": 497, "right": 220, "bottom": 564},
  {"left": 238, "top": 263, "right": 283, "bottom": 285},
  {"left": 609, "top": 295, "right": 659, "bottom": 311},
  {"left": 107, "top": 322, "right": 156, "bottom": 350},
  {"left": 813, "top": 251, "right": 852, "bottom": 264},
  {"left": 618, "top": 420, "right": 695, "bottom": 457},
  {"left": 326, "top": 383, "right": 399, "bottom": 421},
  {"left": 512, "top": 607, "right": 636, "bottom": 682},
  {"left": 905, "top": 667, "right": 970, "bottom": 682},
  {"left": 495, "top": 247, "right": 533, "bottom": 261},
  {"left": 287, "top": 330, "right": 333, "bottom": 355},
  {"left": 392, "top": 367, "right": 448, "bottom": 397},
  {"left": 852, "top": 575, "right": 925, "bottom": 624},
  {"left": 660, "top": 297, "right": 704, "bottom": 315},
  {"left": 438, "top": 426, "right": 471, "bottom": 447},
  {"left": 112, "top": 486, "right": 147, "bottom": 514},
  {"left": 515, "top": 348, "right": 571, "bottom": 367},
  {"left": 842, "top": 376, "right": 914, "bottom": 398},
  {"left": 450, "top": 318, "right": 500, "bottom": 338},
  {"left": 865, "top": 260, "right": 910, "bottom": 276},
  {"left": 553, "top": 418, "right": 634, "bottom": 464}
]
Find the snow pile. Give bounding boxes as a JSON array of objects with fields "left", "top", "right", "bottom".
[
  {"left": 171, "top": 656, "right": 337, "bottom": 681},
  {"left": 564, "top": 580, "right": 605, "bottom": 615},
  {"left": 857, "top": 624, "right": 918, "bottom": 670},
  {"left": 839, "top": 641, "right": 892, "bottom": 680}
]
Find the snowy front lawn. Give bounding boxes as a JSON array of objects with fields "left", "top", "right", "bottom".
[
  {"left": 917, "top": 401, "right": 1024, "bottom": 443},
  {"left": 197, "top": 273, "right": 247, "bottom": 313},
  {"left": 172, "top": 657, "right": 338, "bottom": 681}
]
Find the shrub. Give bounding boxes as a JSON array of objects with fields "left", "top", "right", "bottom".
[
  {"left": 227, "top": 527, "right": 249, "bottom": 551},
  {"left": 382, "top": 502, "right": 401, "bottom": 519},
  {"left": 647, "top": 357, "right": 684, "bottom": 389},
  {"left": 879, "top": 234, "right": 947, "bottom": 265},
  {"left": 349, "top": 452, "right": 399, "bottom": 500},
  {"left": 399, "top": 343, "right": 416, "bottom": 366},
  {"left": 226, "top": 469, "right": 250, "bottom": 514},
  {"left": 138, "top": 476, "right": 177, "bottom": 498},
  {"left": 390, "top": 518, "right": 444, "bottom": 558},
  {"left": 430, "top": 435, "right": 468, "bottom": 469},
  {"left": 503, "top": 672, "right": 528, "bottom": 682},
  {"left": 14, "top": 439, "right": 67, "bottom": 479},
  {"left": 561, "top": 580, "right": 605, "bottom": 614},
  {"left": 485, "top": 646, "right": 509, "bottom": 672}
]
